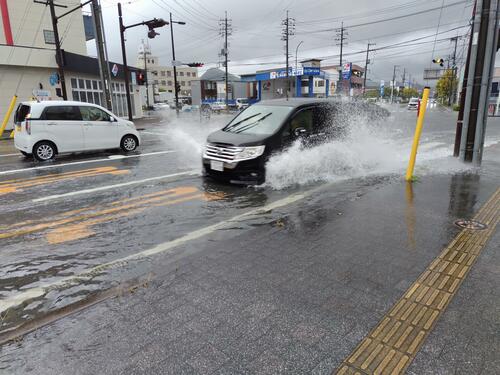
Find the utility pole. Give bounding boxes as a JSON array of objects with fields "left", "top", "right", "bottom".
[
  {"left": 390, "top": 65, "right": 399, "bottom": 103},
  {"left": 219, "top": 12, "right": 232, "bottom": 107},
  {"left": 281, "top": 11, "right": 295, "bottom": 99},
  {"left": 44, "top": 0, "right": 68, "bottom": 100},
  {"left": 143, "top": 46, "right": 150, "bottom": 109},
  {"left": 459, "top": 0, "right": 499, "bottom": 165},
  {"left": 91, "top": 0, "right": 112, "bottom": 110},
  {"left": 449, "top": 36, "right": 459, "bottom": 106},
  {"left": 454, "top": 2, "right": 476, "bottom": 157},
  {"left": 363, "top": 42, "right": 375, "bottom": 95},
  {"left": 335, "top": 22, "right": 347, "bottom": 94},
  {"left": 225, "top": 12, "right": 229, "bottom": 106},
  {"left": 402, "top": 68, "right": 406, "bottom": 88}
]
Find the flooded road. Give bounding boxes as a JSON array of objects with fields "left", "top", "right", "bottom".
[{"left": 0, "top": 105, "right": 499, "bottom": 333}]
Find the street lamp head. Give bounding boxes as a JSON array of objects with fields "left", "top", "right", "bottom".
[{"left": 146, "top": 18, "right": 169, "bottom": 29}]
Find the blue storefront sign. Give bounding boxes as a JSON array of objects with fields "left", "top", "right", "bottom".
[{"left": 255, "top": 66, "right": 320, "bottom": 81}]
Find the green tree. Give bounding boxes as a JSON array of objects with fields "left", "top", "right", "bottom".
[
  {"left": 436, "top": 69, "right": 458, "bottom": 105},
  {"left": 401, "top": 87, "right": 419, "bottom": 100}
]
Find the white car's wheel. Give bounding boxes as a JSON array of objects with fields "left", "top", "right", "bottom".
[
  {"left": 33, "top": 141, "right": 56, "bottom": 161},
  {"left": 121, "top": 135, "right": 138, "bottom": 152}
]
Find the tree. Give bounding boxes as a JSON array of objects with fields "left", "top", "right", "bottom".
[
  {"left": 436, "top": 69, "right": 458, "bottom": 106},
  {"left": 401, "top": 87, "right": 419, "bottom": 100}
]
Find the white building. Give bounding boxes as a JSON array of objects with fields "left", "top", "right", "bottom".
[
  {"left": 0, "top": 0, "right": 144, "bottom": 130},
  {"left": 136, "top": 43, "right": 198, "bottom": 99}
]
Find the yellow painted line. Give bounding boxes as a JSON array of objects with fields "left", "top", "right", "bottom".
[
  {"left": 0, "top": 166, "right": 129, "bottom": 195},
  {"left": 336, "top": 187, "right": 499, "bottom": 374},
  {"left": 0, "top": 187, "right": 222, "bottom": 243}
]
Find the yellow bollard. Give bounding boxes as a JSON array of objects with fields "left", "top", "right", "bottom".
[
  {"left": 405, "top": 87, "right": 430, "bottom": 181},
  {"left": 0, "top": 95, "right": 18, "bottom": 138}
]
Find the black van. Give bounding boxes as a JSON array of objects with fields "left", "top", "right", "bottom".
[{"left": 202, "top": 98, "right": 346, "bottom": 185}]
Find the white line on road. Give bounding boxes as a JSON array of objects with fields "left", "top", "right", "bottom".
[
  {"left": 0, "top": 153, "right": 20, "bottom": 158},
  {"left": 32, "top": 170, "right": 199, "bottom": 203},
  {"left": 0, "top": 150, "right": 176, "bottom": 176},
  {"left": 0, "top": 185, "right": 323, "bottom": 314}
]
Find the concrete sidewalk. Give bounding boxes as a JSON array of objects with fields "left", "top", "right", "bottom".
[{"left": 0, "top": 161, "right": 499, "bottom": 374}]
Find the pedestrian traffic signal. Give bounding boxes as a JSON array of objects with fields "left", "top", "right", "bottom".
[
  {"left": 432, "top": 58, "right": 445, "bottom": 67},
  {"left": 187, "top": 62, "right": 204, "bottom": 67},
  {"left": 137, "top": 71, "right": 146, "bottom": 85}
]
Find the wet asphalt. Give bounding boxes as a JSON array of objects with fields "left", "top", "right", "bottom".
[{"left": 0, "top": 105, "right": 499, "bottom": 374}]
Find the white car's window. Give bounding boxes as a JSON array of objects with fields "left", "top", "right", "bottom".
[
  {"left": 80, "top": 106, "right": 110, "bottom": 122},
  {"left": 43, "top": 106, "right": 81, "bottom": 121}
]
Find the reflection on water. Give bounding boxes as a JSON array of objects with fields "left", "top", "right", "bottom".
[
  {"left": 448, "top": 172, "right": 481, "bottom": 219},
  {"left": 405, "top": 182, "right": 416, "bottom": 250}
]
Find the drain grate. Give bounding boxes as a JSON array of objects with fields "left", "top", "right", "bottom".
[{"left": 454, "top": 219, "right": 488, "bottom": 230}]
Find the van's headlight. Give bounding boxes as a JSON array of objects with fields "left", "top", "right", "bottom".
[{"left": 234, "top": 145, "right": 265, "bottom": 160}]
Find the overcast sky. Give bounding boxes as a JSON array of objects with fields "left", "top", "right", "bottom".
[{"left": 85, "top": 0, "right": 477, "bottom": 85}]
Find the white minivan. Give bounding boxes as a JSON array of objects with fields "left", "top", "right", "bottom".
[{"left": 14, "top": 101, "right": 140, "bottom": 161}]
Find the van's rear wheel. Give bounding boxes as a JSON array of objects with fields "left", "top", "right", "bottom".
[
  {"left": 121, "top": 135, "right": 138, "bottom": 152},
  {"left": 33, "top": 141, "right": 56, "bottom": 161}
]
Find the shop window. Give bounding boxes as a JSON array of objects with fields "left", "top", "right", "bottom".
[{"left": 71, "top": 78, "right": 77, "bottom": 88}]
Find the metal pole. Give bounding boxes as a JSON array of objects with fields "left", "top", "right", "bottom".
[
  {"left": 338, "top": 21, "right": 343, "bottom": 94},
  {"left": 295, "top": 41, "right": 303, "bottom": 72},
  {"left": 91, "top": 0, "right": 112, "bottom": 110},
  {"left": 170, "top": 12, "right": 179, "bottom": 114},
  {"left": 118, "top": 3, "right": 133, "bottom": 121},
  {"left": 473, "top": 0, "right": 498, "bottom": 165},
  {"left": 285, "top": 10, "right": 289, "bottom": 100},
  {"left": 48, "top": 0, "right": 67, "bottom": 100},
  {"left": 460, "top": 0, "right": 485, "bottom": 161}
]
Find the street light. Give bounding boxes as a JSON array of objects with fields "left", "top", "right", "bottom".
[
  {"left": 169, "top": 13, "right": 186, "bottom": 114},
  {"left": 118, "top": 2, "right": 168, "bottom": 120},
  {"left": 295, "top": 41, "right": 304, "bottom": 71}
]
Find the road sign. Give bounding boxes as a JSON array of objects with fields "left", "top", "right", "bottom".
[
  {"left": 111, "top": 64, "right": 119, "bottom": 77},
  {"left": 380, "top": 80, "right": 385, "bottom": 96},
  {"left": 423, "top": 68, "right": 444, "bottom": 80}
]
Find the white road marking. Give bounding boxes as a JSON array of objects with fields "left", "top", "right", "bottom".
[
  {"left": 0, "top": 153, "right": 20, "bottom": 158},
  {"left": 32, "top": 170, "right": 199, "bottom": 203},
  {"left": 0, "top": 150, "right": 176, "bottom": 176},
  {"left": 0, "top": 185, "right": 324, "bottom": 314}
]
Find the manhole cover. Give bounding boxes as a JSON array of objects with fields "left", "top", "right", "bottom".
[{"left": 454, "top": 219, "right": 488, "bottom": 230}]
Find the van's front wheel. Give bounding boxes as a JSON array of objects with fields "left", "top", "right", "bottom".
[
  {"left": 121, "top": 135, "right": 138, "bottom": 152},
  {"left": 33, "top": 141, "right": 56, "bottom": 161}
]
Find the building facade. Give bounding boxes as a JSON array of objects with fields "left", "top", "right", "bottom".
[
  {"left": 136, "top": 44, "right": 198, "bottom": 97},
  {"left": 0, "top": 0, "right": 143, "bottom": 130},
  {"left": 190, "top": 68, "right": 247, "bottom": 106}
]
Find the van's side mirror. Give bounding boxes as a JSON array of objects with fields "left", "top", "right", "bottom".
[
  {"left": 108, "top": 116, "right": 115, "bottom": 122},
  {"left": 294, "top": 127, "right": 308, "bottom": 137}
]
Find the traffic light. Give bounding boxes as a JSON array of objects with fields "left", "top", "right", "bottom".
[
  {"left": 432, "top": 58, "right": 445, "bottom": 67},
  {"left": 137, "top": 71, "right": 146, "bottom": 85},
  {"left": 186, "top": 62, "right": 204, "bottom": 67},
  {"left": 145, "top": 18, "right": 168, "bottom": 39},
  {"left": 175, "top": 82, "right": 181, "bottom": 94}
]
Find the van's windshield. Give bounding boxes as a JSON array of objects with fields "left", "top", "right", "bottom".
[{"left": 223, "top": 105, "right": 293, "bottom": 135}]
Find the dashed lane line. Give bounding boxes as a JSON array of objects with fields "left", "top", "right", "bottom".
[
  {"left": 32, "top": 170, "right": 199, "bottom": 203},
  {"left": 0, "top": 186, "right": 319, "bottom": 314},
  {"left": 0, "top": 150, "right": 176, "bottom": 176}
]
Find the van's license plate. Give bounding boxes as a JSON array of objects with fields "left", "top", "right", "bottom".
[{"left": 210, "top": 160, "right": 224, "bottom": 171}]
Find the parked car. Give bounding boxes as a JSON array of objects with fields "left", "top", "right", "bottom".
[
  {"left": 209, "top": 101, "right": 227, "bottom": 112},
  {"left": 407, "top": 97, "right": 419, "bottom": 110},
  {"left": 14, "top": 101, "right": 140, "bottom": 161},
  {"left": 235, "top": 98, "right": 250, "bottom": 110},
  {"left": 202, "top": 98, "right": 350, "bottom": 185}
]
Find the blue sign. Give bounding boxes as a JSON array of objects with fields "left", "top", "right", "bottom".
[
  {"left": 380, "top": 80, "right": 385, "bottom": 96},
  {"left": 342, "top": 63, "right": 352, "bottom": 80},
  {"left": 49, "top": 72, "right": 59, "bottom": 86},
  {"left": 255, "top": 66, "right": 321, "bottom": 81}
]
